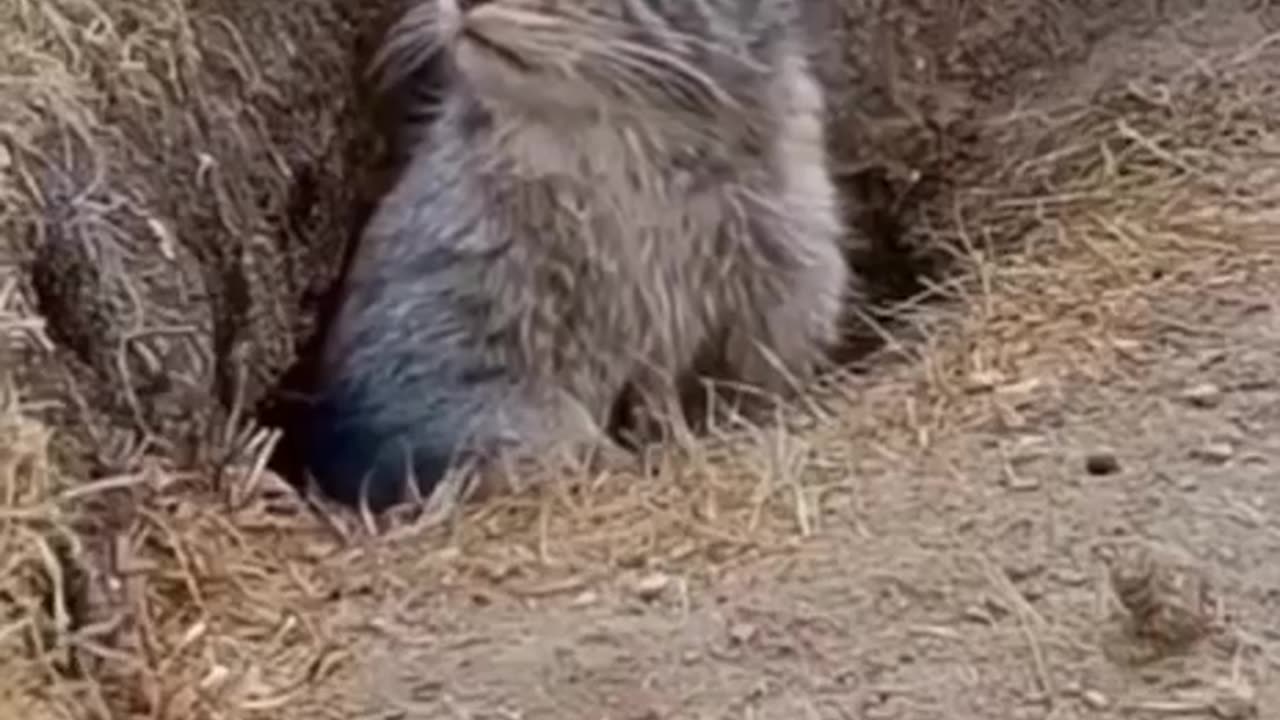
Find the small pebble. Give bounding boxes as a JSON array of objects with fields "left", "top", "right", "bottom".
[
  {"left": 199, "top": 664, "right": 231, "bottom": 691},
  {"left": 961, "top": 605, "right": 995, "bottom": 625},
  {"left": 982, "top": 595, "right": 1011, "bottom": 618},
  {"left": 632, "top": 573, "right": 672, "bottom": 602},
  {"left": 1192, "top": 442, "right": 1235, "bottom": 464},
  {"left": 1003, "top": 469, "right": 1042, "bottom": 491},
  {"left": 1081, "top": 689, "right": 1111, "bottom": 710},
  {"left": 1085, "top": 452, "right": 1121, "bottom": 476},
  {"left": 1212, "top": 680, "right": 1257, "bottom": 716},
  {"left": 966, "top": 369, "right": 1006, "bottom": 391},
  {"left": 1051, "top": 568, "right": 1090, "bottom": 587},
  {"left": 571, "top": 590, "right": 599, "bottom": 607},
  {"left": 1157, "top": 471, "right": 1199, "bottom": 491},
  {"left": 1004, "top": 559, "right": 1045, "bottom": 582},
  {"left": 728, "top": 622, "right": 758, "bottom": 645},
  {"left": 1181, "top": 382, "right": 1223, "bottom": 408},
  {"left": 1212, "top": 689, "right": 1257, "bottom": 719},
  {"left": 1020, "top": 581, "right": 1046, "bottom": 602}
]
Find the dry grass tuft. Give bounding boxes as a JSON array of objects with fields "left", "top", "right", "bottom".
[
  {"left": 1, "top": 0, "right": 1278, "bottom": 718},
  {"left": 865, "top": 29, "right": 1280, "bottom": 443},
  {"left": 0, "top": 388, "right": 104, "bottom": 719}
]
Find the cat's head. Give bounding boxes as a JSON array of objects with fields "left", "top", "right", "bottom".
[{"left": 372, "top": 0, "right": 802, "bottom": 130}]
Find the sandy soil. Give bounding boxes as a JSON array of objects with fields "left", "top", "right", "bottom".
[{"left": 324, "top": 260, "right": 1277, "bottom": 720}]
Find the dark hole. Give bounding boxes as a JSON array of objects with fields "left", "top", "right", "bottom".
[{"left": 255, "top": 22, "right": 445, "bottom": 495}]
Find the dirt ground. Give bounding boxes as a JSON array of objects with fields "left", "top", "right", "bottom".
[
  {"left": 2, "top": 1, "right": 1279, "bottom": 719},
  {"left": 385, "top": 262, "right": 1280, "bottom": 719},
  {"left": 298, "top": 249, "right": 1280, "bottom": 720}
]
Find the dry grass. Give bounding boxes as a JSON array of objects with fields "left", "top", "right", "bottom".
[
  {"left": 1, "top": 0, "right": 1278, "bottom": 718},
  {"left": 0, "top": 388, "right": 103, "bottom": 719},
  {"left": 868, "top": 32, "right": 1280, "bottom": 438},
  {"left": 0, "top": 0, "right": 392, "bottom": 472}
]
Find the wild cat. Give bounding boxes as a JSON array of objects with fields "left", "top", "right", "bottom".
[{"left": 301, "top": 0, "right": 853, "bottom": 512}]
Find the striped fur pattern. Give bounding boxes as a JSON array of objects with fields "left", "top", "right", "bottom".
[{"left": 304, "top": 0, "right": 854, "bottom": 511}]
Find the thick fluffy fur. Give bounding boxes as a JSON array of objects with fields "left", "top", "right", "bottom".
[{"left": 303, "top": 0, "right": 853, "bottom": 511}]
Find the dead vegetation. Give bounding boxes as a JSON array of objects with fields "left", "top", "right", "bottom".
[{"left": 1, "top": 0, "right": 1279, "bottom": 718}]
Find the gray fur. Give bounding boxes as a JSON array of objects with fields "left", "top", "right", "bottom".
[{"left": 303, "top": 0, "right": 853, "bottom": 511}]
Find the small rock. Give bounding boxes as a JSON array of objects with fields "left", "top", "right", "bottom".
[
  {"left": 982, "top": 595, "right": 1012, "bottom": 619},
  {"left": 199, "top": 664, "right": 231, "bottom": 691},
  {"left": 1157, "top": 471, "right": 1199, "bottom": 491},
  {"left": 1085, "top": 451, "right": 1121, "bottom": 476},
  {"left": 966, "top": 369, "right": 1006, "bottom": 392},
  {"left": 1192, "top": 442, "right": 1235, "bottom": 464},
  {"left": 571, "top": 590, "right": 599, "bottom": 607},
  {"left": 632, "top": 573, "right": 671, "bottom": 602},
  {"left": 1020, "top": 581, "right": 1046, "bottom": 602},
  {"left": 1081, "top": 689, "right": 1110, "bottom": 710},
  {"left": 1211, "top": 682, "right": 1257, "bottom": 719},
  {"left": 1181, "top": 382, "right": 1223, "bottom": 408},
  {"left": 1004, "top": 559, "right": 1045, "bottom": 583},
  {"left": 1051, "top": 568, "right": 1090, "bottom": 587},
  {"left": 617, "top": 552, "right": 648, "bottom": 569},
  {"left": 961, "top": 605, "right": 995, "bottom": 625},
  {"left": 1003, "top": 469, "right": 1042, "bottom": 491},
  {"left": 728, "top": 622, "right": 758, "bottom": 646}
]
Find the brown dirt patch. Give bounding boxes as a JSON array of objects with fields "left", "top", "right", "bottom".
[{"left": 2, "top": 0, "right": 1279, "bottom": 719}]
